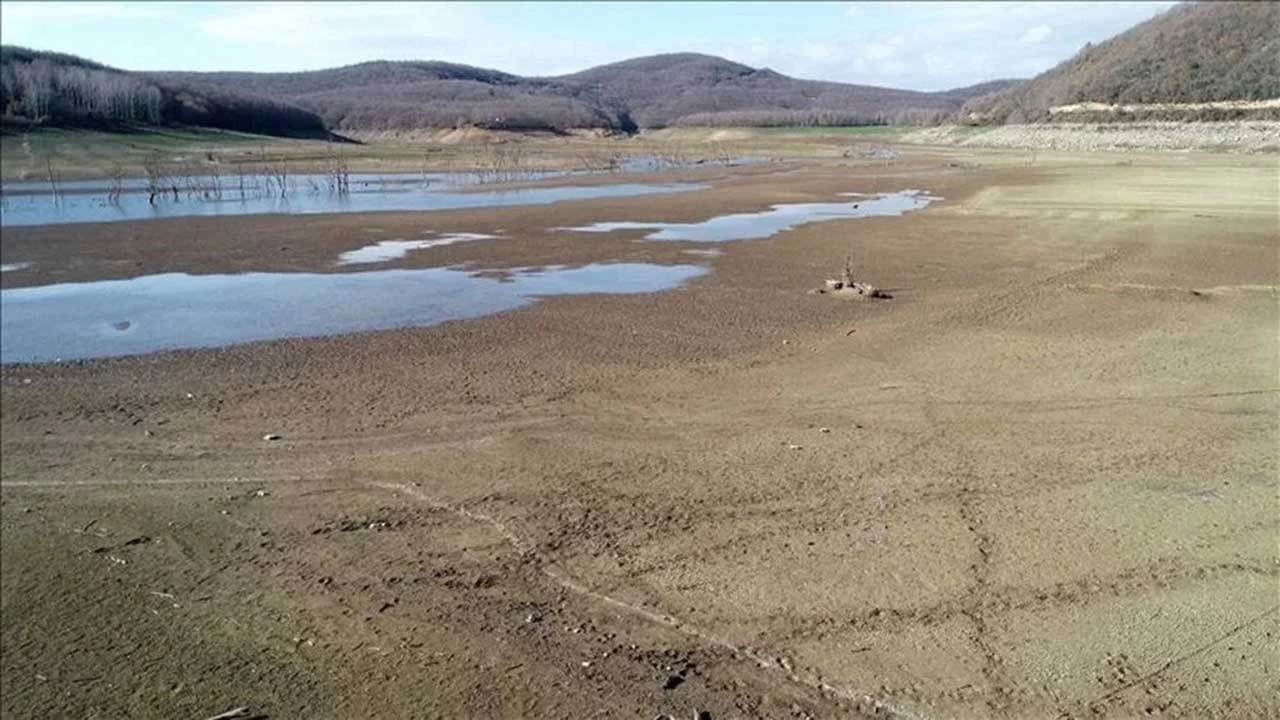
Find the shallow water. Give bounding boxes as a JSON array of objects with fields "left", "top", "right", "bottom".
[
  {"left": 560, "top": 190, "right": 937, "bottom": 242},
  {"left": 0, "top": 153, "right": 762, "bottom": 228},
  {"left": 337, "top": 233, "right": 497, "bottom": 265},
  {"left": 0, "top": 172, "right": 477, "bottom": 196},
  {"left": 0, "top": 180, "right": 707, "bottom": 227},
  {"left": 0, "top": 263, "right": 707, "bottom": 363},
  {"left": 0, "top": 155, "right": 760, "bottom": 198}
]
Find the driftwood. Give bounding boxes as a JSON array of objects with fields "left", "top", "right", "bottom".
[
  {"left": 814, "top": 278, "right": 890, "bottom": 299},
  {"left": 202, "top": 707, "right": 267, "bottom": 720},
  {"left": 809, "top": 244, "right": 891, "bottom": 298}
]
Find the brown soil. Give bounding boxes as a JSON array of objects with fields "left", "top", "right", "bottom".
[{"left": 2, "top": 148, "right": 1277, "bottom": 720}]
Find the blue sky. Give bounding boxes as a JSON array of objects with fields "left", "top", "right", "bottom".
[{"left": 0, "top": 1, "right": 1176, "bottom": 91}]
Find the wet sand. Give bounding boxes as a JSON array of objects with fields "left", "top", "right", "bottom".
[{"left": 1, "top": 148, "right": 1277, "bottom": 719}]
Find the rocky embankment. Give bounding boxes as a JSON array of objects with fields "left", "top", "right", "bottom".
[{"left": 902, "top": 121, "right": 1280, "bottom": 153}]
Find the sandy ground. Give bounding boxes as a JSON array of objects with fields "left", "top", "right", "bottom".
[{"left": 1, "top": 147, "right": 1277, "bottom": 719}]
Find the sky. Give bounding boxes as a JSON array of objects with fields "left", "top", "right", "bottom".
[{"left": 0, "top": 1, "right": 1177, "bottom": 91}]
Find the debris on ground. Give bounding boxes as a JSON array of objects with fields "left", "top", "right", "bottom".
[
  {"left": 202, "top": 707, "right": 267, "bottom": 720},
  {"left": 262, "top": 434, "right": 281, "bottom": 441},
  {"left": 813, "top": 278, "right": 890, "bottom": 298}
]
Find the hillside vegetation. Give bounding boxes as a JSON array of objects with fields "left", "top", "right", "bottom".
[
  {"left": 4, "top": 2, "right": 1274, "bottom": 136},
  {"left": 3, "top": 46, "right": 1019, "bottom": 136},
  {"left": 0, "top": 47, "right": 328, "bottom": 137},
  {"left": 964, "top": 1, "right": 1280, "bottom": 123},
  {"left": 156, "top": 54, "right": 1017, "bottom": 133}
]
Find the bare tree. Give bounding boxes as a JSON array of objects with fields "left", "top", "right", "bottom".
[
  {"left": 43, "top": 150, "right": 61, "bottom": 204},
  {"left": 142, "top": 152, "right": 166, "bottom": 204},
  {"left": 106, "top": 163, "right": 125, "bottom": 204}
]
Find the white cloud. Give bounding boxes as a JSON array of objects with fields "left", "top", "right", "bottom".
[
  {"left": 188, "top": 2, "right": 624, "bottom": 75},
  {"left": 704, "top": 1, "right": 1177, "bottom": 90},
  {"left": 862, "top": 35, "right": 904, "bottom": 62},
  {"left": 0, "top": 1, "right": 172, "bottom": 22},
  {"left": 800, "top": 41, "right": 837, "bottom": 62},
  {"left": 1018, "top": 25, "right": 1053, "bottom": 46},
  {"left": 197, "top": 2, "right": 475, "bottom": 53}
]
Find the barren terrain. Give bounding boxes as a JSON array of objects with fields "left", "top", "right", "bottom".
[{"left": 1, "top": 144, "right": 1276, "bottom": 719}]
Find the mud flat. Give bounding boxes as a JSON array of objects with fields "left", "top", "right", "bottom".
[{"left": 1, "top": 148, "right": 1277, "bottom": 719}]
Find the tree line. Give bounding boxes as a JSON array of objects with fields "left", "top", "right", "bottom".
[
  {"left": 1, "top": 46, "right": 327, "bottom": 136},
  {"left": 2, "top": 56, "right": 162, "bottom": 125}
]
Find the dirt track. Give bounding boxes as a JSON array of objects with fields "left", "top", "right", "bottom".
[{"left": 2, "top": 148, "right": 1277, "bottom": 719}]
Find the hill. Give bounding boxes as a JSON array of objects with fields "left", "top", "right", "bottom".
[
  {"left": 963, "top": 1, "right": 1280, "bottom": 123},
  {"left": 553, "top": 53, "right": 1021, "bottom": 129},
  {"left": 0, "top": 46, "right": 329, "bottom": 137},
  {"left": 3, "top": 45, "right": 1021, "bottom": 135},
  {"left": 156, "top": 53, "right": 1019, "bottom": 133},
  {"left": 155, "top": 61, "right": 620, "bottom": 133}
]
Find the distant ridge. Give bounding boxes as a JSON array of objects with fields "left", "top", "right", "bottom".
[
  {"left": 153, "top": 52, "right": 1019, "bottom": 132},
  {"left": 1, "top": 46, "right": 1017, "bottom": 135}
]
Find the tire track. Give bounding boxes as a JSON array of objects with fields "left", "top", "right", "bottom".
[
  {"left": 1073, "top": 604, "right": 1280, "bottom": 718},
  {"left": 372, "top": 480, "right": 933, "bottom": 720}
]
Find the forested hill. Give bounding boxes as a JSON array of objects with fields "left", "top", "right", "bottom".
[
  {"left": 3, "top": 45, "right": 1019, "bottom": 135},
  {"left": 0, "top": 47, "right": 328, "bottom": 137},
  {"left": 963, "top": 2, "right": 1280, "bottom": 123},
  {"left": 156, "top": 53, "right": 1019, "bottom": 132},
  {"left": 7, "top": 2, "right": 1274, "bottom": 136}
]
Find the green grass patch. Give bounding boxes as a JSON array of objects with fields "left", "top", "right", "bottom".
[{"left": 1, "top": 126, "right": 310, "bottom": 155}]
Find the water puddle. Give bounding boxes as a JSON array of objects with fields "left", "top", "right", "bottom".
[
  {"left": 0, "top": 263, "right": 707, "bottom": 363},
  {"left": 559, "top": 190, "right": 936, "bottom": 242},
  {"left": 337, "top": 233, "right": 497, "bottom": 266},
  {"left": 1, "top": 262, "right": 32, "bottom": 273},
  {"left": 0, "top": 179, "right": 707, "bottom": 227}
]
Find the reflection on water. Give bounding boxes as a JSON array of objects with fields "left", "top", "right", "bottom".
[
  {"left": 0, "top": 152, "right": 765, "bottom": 228},
  {"left": 337, "top": 233, "right": 497, "bottom": 265},
  {"left": 0, "top": 178, "right": 707, "bottom": 227},
  {"left": 0, "top": 263, "right": 708, "bottom": 363},
  {"left": 559, "top": 190, "right": 937, "bottom": 242}
]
